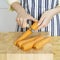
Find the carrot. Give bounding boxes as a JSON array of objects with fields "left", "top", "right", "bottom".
[
  {"left": 33, "top": 37, "right": 51, "bottom": 50},
  {"left": 17, "top": 35, "right": 40, "bottom": 48},
  {"left": 21, "top": 36, "right": 45, "bottom": 51},
  {"left": 14, "top": 21, "right": 38, "bottom": 45},
  {"left": 14, "top": 30, "right": 32, "bottom": 45},
  {"left": 30, "top": 21, "right": 38, "bottom": 30}
]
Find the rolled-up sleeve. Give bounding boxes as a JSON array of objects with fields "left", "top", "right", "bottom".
[
  {"left": 58, "top": 0, "right": 60, "bottom": 6},
  {"left": 7, "top": 0, "right": 19, "bottom": 5},
  {"left": 7, "top": 0, "right": 20, "bottom": 11}
]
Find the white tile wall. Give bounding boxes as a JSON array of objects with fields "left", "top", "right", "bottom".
[
  {"left": 0, "top": 0, "right": 8, "bottom": 8},
  {"left": 0, "top": 9, "right": 17, "bottom": 32},
  {"left": 0, "top": 0, "right": 17, "bottom": 32}
]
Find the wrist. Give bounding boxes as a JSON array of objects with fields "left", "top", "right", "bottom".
[
  {"left": 52, "top": 7, "right": 60, "bottom": 15},
  {"left": 17, "top": 8, "right": 26, "bottom": 14},
  {"left": 11, "top": 2, "right": 26, "bottom": 14}
]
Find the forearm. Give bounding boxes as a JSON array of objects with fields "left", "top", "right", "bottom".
[
  {"left": 53, "top": 6, "right": 60, "bottom": 15},
  {"left": 11, "top": 2, "right": 26, "bottom": 14},
  {"left": 56, "top": 6, "right": 60, "bottom": 13}
]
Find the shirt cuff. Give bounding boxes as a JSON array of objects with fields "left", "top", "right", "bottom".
[
  {"left": 7, "top": 0, "right": 20, "bottom": 11},
  {"left": 7, "top": 0, "right": 19, "bottom": 5}
]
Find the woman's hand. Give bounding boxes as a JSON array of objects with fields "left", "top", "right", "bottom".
[
  {"left": 11, "top": 2, "right": 37, "bottom": 28},
  {"left": 38, "top": 7, "right": 60, "bottom": 30},
  {"left": 16, "top": 12, "right": 37, "bottom": 28}
]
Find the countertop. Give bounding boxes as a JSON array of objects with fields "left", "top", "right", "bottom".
[
  {"left": 0, "top": 32, "right": 60, "bottom": 53},
  {"left": 0, "top": 32, "right": 52, "bottom": 53},
  {"left": 0, "top": 32, "right": 60, "bottom": 60}
]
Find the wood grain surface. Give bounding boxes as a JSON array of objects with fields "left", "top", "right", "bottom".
[
  {"left": 0, "top": 32, "right": 52, "bottom": 53},
  {"left": 51, "top": 36, "right": 60, "bottom": 60},
  {"left": 0, "top": 32, "right": 60, "bottom": 60}
]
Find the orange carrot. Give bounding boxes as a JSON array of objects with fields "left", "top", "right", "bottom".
[
  {"left": 14, "top": 30, "right": 32, "bottom": 45},
  {"left": 17, "top": 35, "right": 40, "bottom": 48},
  {"left": 33, "top": 37, "right": 51, "bottom": 50},
  {"left": 30, "top": 21, "right": 38, "bottom": 30},
  {"left": 14, "top": 21, "right": 38, "bottom": 45},
  {"left": 21, "top": 36, "right": 45, "bottom": 51}
]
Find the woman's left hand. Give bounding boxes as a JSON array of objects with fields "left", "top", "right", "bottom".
[{"left": 38, "top": 8, "right": 58, "bottom": 30}]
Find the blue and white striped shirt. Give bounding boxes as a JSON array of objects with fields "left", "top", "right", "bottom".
[{"left": 16, "top": 0, "right": 60, "bottom": 36}]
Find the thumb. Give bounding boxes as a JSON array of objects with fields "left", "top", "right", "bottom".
[
  {"left": 28, "top": 15, "right": 38, "bottom": 22},
  {"left": 38, "top": 15, "right": 45, "bottom": 26}
]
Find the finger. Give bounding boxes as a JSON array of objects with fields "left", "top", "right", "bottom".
[
  {"left": 20, "top": 18, "right": 23, "bottom": 27},
  {"left": 38, "top": 19, "right": 48, "bottom": 30},
  {"left": 22, "top": 19, "right": 27, "bottom": 28},
  {"left": 38, "top": 24, "right": 44, "bottom": 30},
  {"left": 38, "top": 15, "right": 45, "bottom": 26},
  {"left": 27, "top": 15, "right": 38, "bottom": 22},
  {"left": 16, "top": 18, "right": 21, "bottom": 26}
]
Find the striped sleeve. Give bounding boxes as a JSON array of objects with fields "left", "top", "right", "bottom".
[{"left": 58, "top": 0, "right": 60, "bottom": 6}]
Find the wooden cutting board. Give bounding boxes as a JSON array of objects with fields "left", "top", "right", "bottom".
[
  {"left": 0, "top": 32, "right": 52, "bottom": 53},
  {"left": 0, "top": 32, "right": 60, "bottom": 60},
  {"left": 51, "top": 36, "right": 60, "bottom": 60}
]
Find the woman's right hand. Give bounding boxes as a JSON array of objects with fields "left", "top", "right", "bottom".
[
  {"left": 16, "top": 11, "right": 37, "bottom": 28},
  {"left": 11, "top": 2, "right": 37, "bottom": 28}
]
